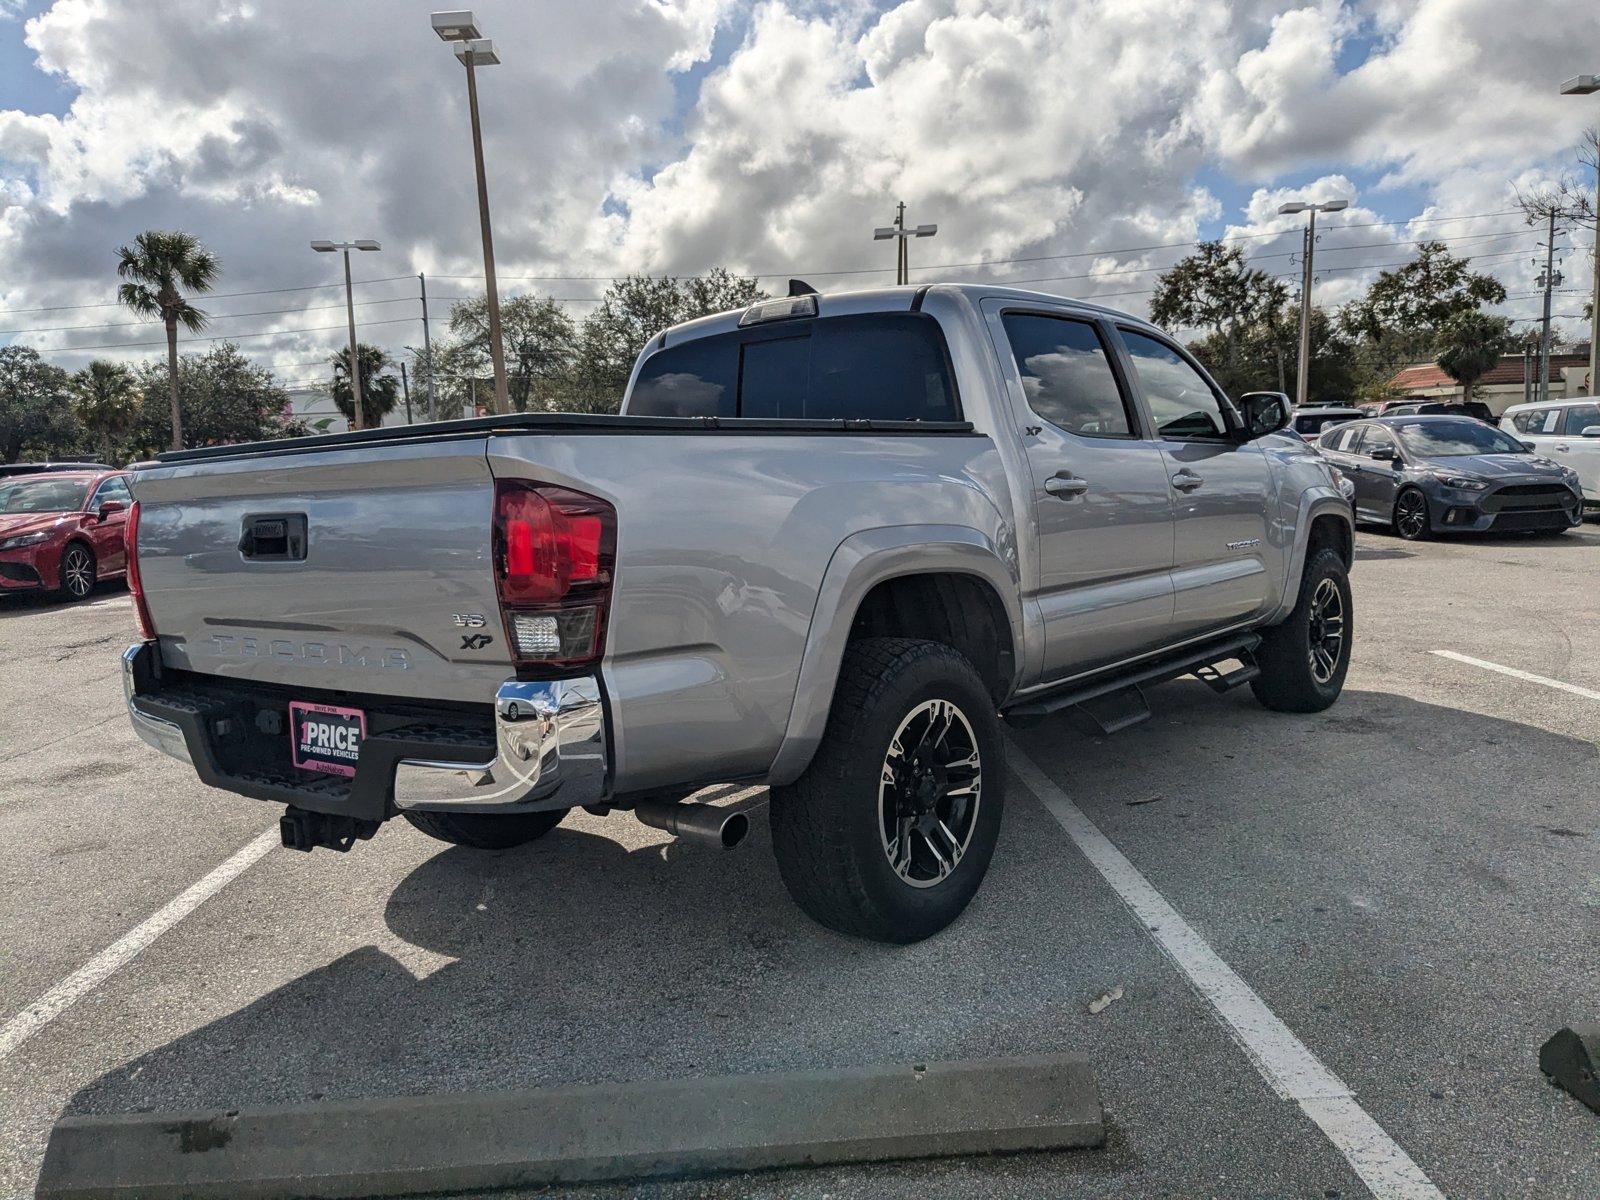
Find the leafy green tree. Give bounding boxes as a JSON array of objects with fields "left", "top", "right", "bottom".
[
  {"left": 328, "top": 343, "right": 401, "bottom": 425},
  {"left": 1434, "top": 311, "right": 1514, "bottom": 405},
  {"left": 0, "top": 345, "right": 80, "bottom": 463},
  {"left": 71, "top": 360, "right": 140, "bottom": 463},
  {"left": 129, "top": 343, "right": 292, "bottom": 455},
  {"left": 1151, "top": 241, "right": 1290, "bottom": 385},
  {"left": 1187, "top": 305, "right": 1357, "bottom": 405},
  {"left": 444, "top": 294, "right": 577, "bottom": 413},
  {"left": 1341, "top": 242, "right": 1506, "bottom": 349},
  {"left": 115, "top": 230, "right": 221, "bottom": 451}
]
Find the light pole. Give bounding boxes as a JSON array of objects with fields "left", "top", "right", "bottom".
[
  {"left": 432, "top": 11, "right": 509, "bottom": 415},
  {"left": 873, "top": 202, "right": 938, "bottom": 286},
  {"left": 1277, "top": 199, "right": 1348, "bottom": 407},
  {"left": 310, "top": 239, "right": 381, "bottom": 430},
  {"left": 1561, "top": 73, "right": 1600, "bottom": 394}
]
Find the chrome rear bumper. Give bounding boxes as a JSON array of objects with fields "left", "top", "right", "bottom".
[
  {"left": 392, "top": 678, "right": 606, "bottom": 813},
  {"left": 123, "top": 643, "right": 607, "bottom": 815}
]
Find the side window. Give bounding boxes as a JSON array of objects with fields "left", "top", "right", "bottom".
[
  {"left": 1000, "top": 313, "right": 1133, "bottom": 437},
  {"left": 91, "top": 477, "right": 130, "bottom": 507},
  {"left": 1362, "top": 427, "right": 1395, "bottom": 454},
  {"left": 1509, "top": 411, "right": 1532, "bottom": 433},
  {"left": 630, "top": 336, "right": 737, "bottom": 417},
  {"left": 1560, "top": 404, "right": 1600, "bottom": 436},
  {"left": 1322, "top": 425, "right": 1357, "bottom": 452},
  {"left": 1119, "top": 329, "right": 1229, "bottom": 439}
]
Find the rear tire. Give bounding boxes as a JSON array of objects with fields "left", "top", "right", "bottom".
[
  {"left": 57, "top": 542, "right": 96, "bottom": 601},
  {"left": 1251, "top": 547, "right": 1352, "bottom": 713},
  {"left": 769, "top": 638, "right": 1004, "bottom": 944},
  {"left": 403, "top": 808, "right": 568, "bottom": 849}
]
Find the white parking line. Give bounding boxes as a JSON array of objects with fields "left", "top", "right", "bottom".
[
  {"left": 1007, "top": 744, "right": 1443, "bottom": 1200},
  {"left": 1429, "top": 650, "right": 1600, "bottom": 702},
  {"left": 0, "top": 825, "right": 278, "bottom": 1062}
]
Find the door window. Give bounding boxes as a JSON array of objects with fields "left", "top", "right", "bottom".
[
  {"left": 90, "top": 477, "right": 131, "bottom": 508},
  {"left": 1119, "top": 330, "right": 1230, "bottom": 439},
  {"left": 1000, "top": 314, "right": 1134, "bottom": 437},
  {"left": 1511, "top": 408, "right": 1559, "bottom": 434},
  {"left": 1559, "top": 404, "right": 1600, "bottom": 436},
  {"left": 1322, "top": 425, "right": 1361, "bottom": 452}
]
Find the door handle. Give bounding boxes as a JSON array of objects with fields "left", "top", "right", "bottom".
[
  {"left": 1043, "top": 474, "right": 1089, "bottom": 499},
  {"left": 1170, "top": 470, "right": 1204, "bottom": 492},
  {"left": 1556, "top": 443, "right": 1570, "bottom": 452}
]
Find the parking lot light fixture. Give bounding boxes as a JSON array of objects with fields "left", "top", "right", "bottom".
[
  {"left": 873, "top": 202, "right": 938, "bottom": 285},
  {"left": 1277, "top": 199, "right": 1350, "bottom": 407},
  {"left": 1560, "top": 74, "right": 1600, "bottom": 393},
  {"left": 433, "top": 9, "right": 509, "bottom": 416},
  {"left": 311, "top": 239, "right": 382, "bottom": 430}
]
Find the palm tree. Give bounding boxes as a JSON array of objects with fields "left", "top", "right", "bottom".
[
  {"left": 71, "top": 360, "right": 140, "bottom": 463},
  {"left": 1435, "top": 311, "right": 1513, "bottom": 407},
  {"left": 329, "top": 343, "right": 401, "bottom": 426},
  {"left": 115, "top": 231, "right": 220, "bottom": 451}
]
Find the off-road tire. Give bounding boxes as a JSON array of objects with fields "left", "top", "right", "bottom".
[
  {"left": 1251, "top": 547, "right": 1352, "bottom": 713},
  {"left": 58, "top": 541, "right": 96, "bottom": 600},
  {"left": 402, "top": 808, "right": 568, "bottom": 849},
  {"left": 769, "top": 637, "right": 1004, "bottom": 944}
]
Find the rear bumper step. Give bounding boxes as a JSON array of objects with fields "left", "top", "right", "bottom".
[
  {"left": 123, "top": 643, "right": 608, "bottom": 824},
  {"left": 1004, "top": 633, "right": 1262, "bottom": 730}
]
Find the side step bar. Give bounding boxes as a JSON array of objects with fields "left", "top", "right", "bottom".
[{"left": 1003, "top": 633, "right": 1262, "bottom": 732}]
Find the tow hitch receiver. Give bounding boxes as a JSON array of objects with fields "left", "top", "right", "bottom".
[{"left": 280, "top": 807, "right": 380, "bottom": 853}]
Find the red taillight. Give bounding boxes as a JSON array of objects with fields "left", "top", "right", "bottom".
[
  {"left": 125, "top": 499, "right": 157, "bottom": 641},
  {"left": 493, "top": 481, "right": 616, "bottom": 669}
]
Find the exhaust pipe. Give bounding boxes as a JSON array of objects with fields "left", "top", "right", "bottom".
[{"left": 634, "top": 800, "right": 750, "bottom": 850}]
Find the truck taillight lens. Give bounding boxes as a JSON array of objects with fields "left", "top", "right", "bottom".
[
  {"left": 493, "top": 481, "right": 615, "bottom": 669},
  {"left": 125, "top": 499, "right": 157, "bottom": 642}
]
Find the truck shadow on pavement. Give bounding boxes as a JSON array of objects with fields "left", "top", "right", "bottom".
[{"left": 56, "top": 684, "right": 1600, "bottom": 1196}]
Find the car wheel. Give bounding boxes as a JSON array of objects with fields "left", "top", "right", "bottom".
[
  {"left": 1392, "top": 488, "right": 1431, "bottom": 540},
  {"left": 58, "top": 542, "right": 96, "bottom": 600},
  {"left": 1251, "top": 547, "right": 1352, "bottom": 714},
  {"left": 402, "top": 808, "right": 568, "bottom": 849},
  {"left": 769, "top": 637, "right": 1003, "bottom": 944}
]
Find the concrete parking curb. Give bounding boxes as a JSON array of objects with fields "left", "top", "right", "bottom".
[{"left": 36, "top": 1055, "right": 1103, "bottom": 1199}]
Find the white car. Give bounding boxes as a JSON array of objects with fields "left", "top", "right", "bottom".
[{"left": 1500, "top": 397, "right": 1600, "bottom": 513}]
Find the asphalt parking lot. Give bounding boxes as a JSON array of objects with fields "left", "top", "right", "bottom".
[{"left": 2, "top": 526, "right": 1598, "bottom": 1200}]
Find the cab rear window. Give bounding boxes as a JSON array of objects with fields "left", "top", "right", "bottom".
[{"left": 630, "top": 313, "right": 959, "bottom": 422}]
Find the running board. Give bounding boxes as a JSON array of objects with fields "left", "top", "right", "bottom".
[{"left": 1003, "top": 633, "right": 1263, "bottom": 731}]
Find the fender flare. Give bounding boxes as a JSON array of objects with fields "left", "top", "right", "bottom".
[
  {"left": 765, "top": 525, "right": 1022, "bottom": 787},
  {"left": 1271, "top": 490, "right": 1354, "bottom": 622}
]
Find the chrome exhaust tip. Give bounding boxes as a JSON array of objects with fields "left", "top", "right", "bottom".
[{"left": 634, "top": 800, "right": 750, "bottom": 850}]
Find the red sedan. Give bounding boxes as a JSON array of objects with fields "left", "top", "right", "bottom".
[{"left": 0, "top": 470, "right": 132, "bottom": 601}]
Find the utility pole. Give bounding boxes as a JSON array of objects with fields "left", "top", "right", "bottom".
[
  {"left": 873, "top": 201, "right": 937, "bottom": 285},
  {"left": 1537, "top": 209, "right": 1561, "bottom": 404},
  {"left": 1278, "top": 198, "right": 1348, "bottom": 407},
  {"left": 400, "top": 361, "right": 413, "bottom": 424},
  {"left": 419, "top": 272, "right": 437, "bottom": 421},
  {"left": 310, "top": 239, "right": 382, "bottom": 429}
]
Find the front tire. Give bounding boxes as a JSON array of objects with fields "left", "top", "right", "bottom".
[
  {"left": 58, "top": 542, "right": 96, "bottom": 600},
  {"left": 403, "top": 808, "right": 568, "bottom": 849},
  {"left": 769, "top": 638, "right": 1004, "bottom": 944},
  {"left": 1251, "top": 547, "right": 1352, "bottom": 713},
  {"left": 1392, "top": 488, "right": 1431, "bottom": 540}
]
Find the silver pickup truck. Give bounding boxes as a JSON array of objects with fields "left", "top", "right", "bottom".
[{"left": 122, "top": 283, "right": 1354, "bottom": 942}]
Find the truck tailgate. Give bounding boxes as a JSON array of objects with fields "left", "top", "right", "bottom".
[{"left": 130, "top": 439, "right": 512, "bottom": 704}]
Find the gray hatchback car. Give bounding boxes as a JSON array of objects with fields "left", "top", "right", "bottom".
[{"left": 1317, "top": 415, "right": 1583, "bottom": 538}]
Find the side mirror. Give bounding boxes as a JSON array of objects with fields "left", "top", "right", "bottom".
[
  {"left": 1521, "top": 440, "right": 1537, "bottom": 453},
  {"left": 96, "top": 500, "right": 125, "bottom": 520},
  {"left": 1581, "top": 426, "right": 1600, "bottom": 439},
  {"left": 1368, "top": 446, "right": 1397, "bottom": 462},
  {"left": 1235, "top": 392, "right": 1290, "bottom": 440}
]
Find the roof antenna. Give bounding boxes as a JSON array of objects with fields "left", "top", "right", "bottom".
[{"left": 787, "top": 278, "right": 818, "bottom": 297}]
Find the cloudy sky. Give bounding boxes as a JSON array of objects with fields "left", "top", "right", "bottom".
[{"left": 1, "top": 0, "right": 1596, "bottom": 390}]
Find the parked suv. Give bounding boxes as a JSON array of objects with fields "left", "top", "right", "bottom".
[
  {"left": 1501, "top": 397, "right": 1600, "bottom": 514},
  {"left": 121, "top": 284, "right": 1354, "bottom": 942}
]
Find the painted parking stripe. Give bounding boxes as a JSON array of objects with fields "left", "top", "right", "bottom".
[
  {"left": 1430, "top": 650, "right": 1600, "bottom": 702},
  {"left": 0, "top": 825, "right": 278, "bottom": 1062},
  {"left": 1007, "top": 744, "right": 1443, "bottom": 1200}
]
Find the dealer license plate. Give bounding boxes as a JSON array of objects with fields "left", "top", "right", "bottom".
[{"left": 288, "top": 701, "right": 365, "bottom": 778}]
